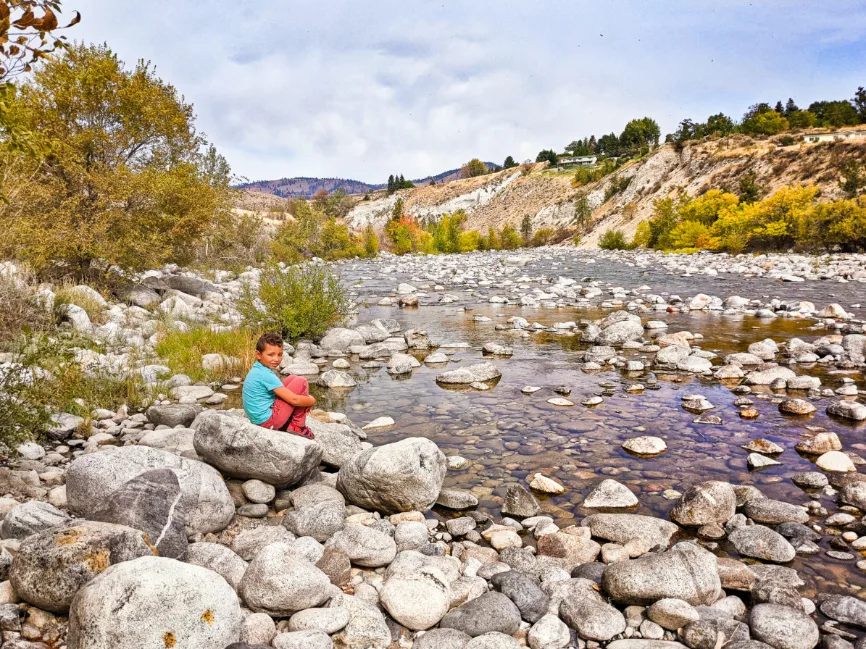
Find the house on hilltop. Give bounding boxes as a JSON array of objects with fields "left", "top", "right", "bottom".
[
  {"left": 557, "top": 155, "right": 598, "bottom": 167},
  {"left": 803, "top": 128, "right": 866, "bottom": 144}
]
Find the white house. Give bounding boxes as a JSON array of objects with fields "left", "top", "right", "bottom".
[
  {"left": 558, "top": 155, "right": 598, "bottom": 167},
  {"left": 803, "top": 129, "right": 866, "bottom": 144}
]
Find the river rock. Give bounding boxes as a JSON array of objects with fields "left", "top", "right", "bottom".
[
  {"left": 749, "top": 603, "right": 819, "bottom": 649},
  {"left": 337, "top": 437, "right": 445, "bottom": 513},
  {"left": 670, "top": 481, "right": 736, "bottom": 527},
  {"left": 272, "top": 630, "right": 333, "bottom": 649},
  {"left": 288, "top": 607, "right": 350, "bottom": 634},
  {"left": 561, "top": 595, "right": 627, "bottom": 641},
  {"left": 527, "top": 614, "right": 571, "bottom": 649},
  {"left": 601, "top": 543, "right": 721, "bottom": 605},
  {"left": 827, "top": 401, "right": 866, "bottom": 421},
  {"left": 381, "top": 566, "right": 451, "bottom": 630},
  {"left": 0, "top": 500, "right": 71, "bottom": 540},
  {"left": 818, "top": 595, "right": 866, "bottom": 628},
  {"left": 584, "top": 479, "right": 638, "bottom": 508},
  {"left": 743, "top": 499, "right": 808, "bottom": 525},
  {"left": 321, "top": 328, "right": 366, "bottom": 352},
  {"left": 330, "top": 592, "right": 391, "bottom": 648},
  {"left": 728, "top": 526, "right": 795, "bottom": 563},
  {"left": 306, "top": 418, "right": 364, "bottom": 468},
  {"left": 65, "top": 445, "right": 234, "bottom": 534},
  {"left": 581, "top": 514, "right": 680, "bottom": 547},
  {"left": 239, "top": 542, "right": 331, "bottom": 616},
  {"left": 490, "top": 570, "right": 549, "bottom": 623},
  {"left": 536, "top": 532, "right": 601, "bottom": 568},
  {"left": 67, "top": 556, "right": 242, "bottom": 649},
  {"left": 622, "top": 436, "right": 667, "bottom": 456},
  {"left": 283, "top": 500, "right": 346, "bottom": 542},
  {"left": 318, "top": 370, "right": 357, "bottom": 388},
  {"left": 440, "top": 591, "right": 522, "bottom": 637},
  {"left": 145, "top": 404, "right": 202, "bottom": 428},
  {"left": 744, "top": 367, "right": 796, "bottom": 386},
  {"left": 795, "top": 432, "right": 841, "bottom": 454},
  {"left": 502, "top": 484, "right": 541, "bottom": 517},
  {"left": 186, "top": 542, "right": 248, "bottom": 590},
  {"left": 10, "top": 521, "right": 156, "bottom": 612},
  {"left": 326, "top": 523, "right": 397, "bottom": 567},
  {"left": 607, "top": 643, "right": 689, "bottom": 649},
  {"left": 598, "top": 320, "right": 645, "bottom": 346},
  {"left": 193, "top": 411, "right": 322, "bottom": 486},
  {"left": 779, "top": 399, "right": 816, "bottom": 415},
  {"left": 437, "top": 489, "right": 480, "bottom": 510},
  {"left": 648, "top": 598, "right": 700, "bottom": 630},
  {"left": 816, "top": 451, "right": 855, "bottom": 472},
  {"left": 89, "top": 468, "right": 188, "bottom": 559},
  {"left": 436, "top": 362, "right": 502, "bottom": 385}
]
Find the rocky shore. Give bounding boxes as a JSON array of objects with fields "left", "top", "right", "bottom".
[{"left": 0, "top": 247, "right": 865, "bottom": 649}]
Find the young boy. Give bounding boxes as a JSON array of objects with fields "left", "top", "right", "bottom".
[{"left": 243, "top": 332, "right": 316, "bottom": 439}]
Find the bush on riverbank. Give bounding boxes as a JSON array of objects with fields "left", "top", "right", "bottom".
[
  {"left": 635, "top": 185, "right": 866, "bottom": 253},
  {"left": 272, "top": 199, "right": 377, "bottom": 263},
  {"left": 599, "top": 229, "right": 633, "bottom": 250},
  {"left": 154, "top": 326, "right": 259, "bottom": 383},
  {"left": 237, "top": 263, "right": 354, "bottom": 341}
]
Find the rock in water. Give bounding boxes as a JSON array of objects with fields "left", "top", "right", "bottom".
[
  {"left": 602, "top": 543, "right": 721, "bottom": 605},
  {"left": 435, "top": 362, "right": 502, "bottom": 385},
  {"left": 238, "top": 542, "right": 331, "bottom": 616},
  {"left": 669, "top": 481, "right": 736, "bottom": 527},
  {"left": 502, "top": 484, "right": 541, "bottom": 517},
  {"left": 336, "top": 437, "right": 446, "bottom": 514},
  {"left": 11, "top": 521, "right": 156, "bottom": 613},
  {"left": 728, "top": 526, "right": 795, "bottom": 563},
  {"left": 65, "top": 445, "right": 234, "bottom": 535},
  {"left": 67, "top": 556, "right": 242, "bottom": 649},
  {"left": 583, "top": 479, "right": 639, "bottom": 508},
  {"left": 89, "top": 469, "right": 188, "bottom": 560},
  {"left": 818, "top": 595, "right": 866, "bottom": 628},
  {"left": 193, "top": 411, "right": 322, "bottom": 486},
  {"left": 581, "top": 514, "right": 680, "bottom": 548}
]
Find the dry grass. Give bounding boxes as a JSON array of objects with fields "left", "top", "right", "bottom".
[{"left": 154, "top": 325, "right": 260, "bottom": 383}]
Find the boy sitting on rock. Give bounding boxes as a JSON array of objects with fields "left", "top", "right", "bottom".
[{"left": 242, "top": 332, "right": 316, "bottom": 439}]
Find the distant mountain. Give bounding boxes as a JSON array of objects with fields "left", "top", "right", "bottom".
[{"left": 237, "top": 162, "right": 500, "bottom": 199}]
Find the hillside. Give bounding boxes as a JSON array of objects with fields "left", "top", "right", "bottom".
[
  {"left": 343, "top": 130, "right": 866, "bottom": 247},
  {"left": 237, "top": 162, "right": 499, "bottom": 199}
]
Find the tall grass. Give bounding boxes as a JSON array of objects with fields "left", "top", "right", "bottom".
[{"left": 155, "top": 326, "right": 260, "bottom": 382}]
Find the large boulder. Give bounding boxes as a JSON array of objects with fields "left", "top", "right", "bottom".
[
  {"left": 598, "top": 320, "right": 644, "bottom": 346},
  {"left": 10, "top": 521, "right": 156, "bottom": 613},
  {"left": 65, "top": 445, "right": 234, "bottom": 535},
  {"left": 193, "top": 411, "right": 322, "bottom": 486},
  {"left": 307, "top": 418, "right": 364, "bottom": 468},
  {"left": 186, "top": 542, "right": 248, "bottom": 591},
  {"left": 238, "top": 542, "right": 331, "bottom": 616},
  {"left": 0, "top": 500, "right": 71, "bottom": 540},
  {"left": 337, "top": 437, "right": 446, "bottom": 514},
  {"left": 325, "top": 523, "right": 396, "bottom": 568},
  {"left": 330, "top": 592, "right": 391, "bottom": 649},
  {"left": 561, "top": 595, "right": 627, "bottom": 641},
  {"left": 744, "top": 367, "right": 796, "bottom": 386},
  {"left": 670, "top": 481, "right": 736, "bottom": 527},
  {"left": 490, "top": 570, "right": 549, "bottom": 624},
  {"left": 89, "top": 468, "right": 188, "bottom": 559},
  {"left": 67, "top": 556, "right": 242, "bottom": 649},
  {"left": 320, "top": 328, "right": 366, "bottom": 352},
  {"left": 749, "top": 603, "right": 819, "bottom": 649},
  {"left": 602, "top": 543, "right": 721, "bottom": 605},
  {"left": 380, "top": 566, "right": 451, "bottom": 630},
  {"left": 728, "top": 526, "right": 795, "bottom": 563}
]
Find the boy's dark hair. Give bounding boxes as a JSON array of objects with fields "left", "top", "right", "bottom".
[{"left": 256, "top": 332, "right": 284, "bottom": 352}]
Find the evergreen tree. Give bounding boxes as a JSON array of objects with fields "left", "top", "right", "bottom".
[
  {"left": 774, "top": 101, "right": 785, "bottom": 115},
  {"left": 503, "top": 155, "right": 517, "bottom": 169},
  {"left": 387, "top": 175, "right": 395, "bottom": 194},
  {"left": 784, "top": 98, "right": 799, "bottom": 116},
  {"left": 520, "top": 215, "right": 532, "bottom": 243}
]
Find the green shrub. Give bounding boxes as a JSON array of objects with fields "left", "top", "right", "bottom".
[
  {"left": 155, "top": 326, "right": 259, "bottom": 382},
  {"left": 599, "top": 229, "right": 632, "bottom": 250},
  {"left": 604, "top": 175, "right": 633, "bottom": 202},
  {"left": 500, "top": 224, "right": 523, "bottom": 250},
  {"left": 0, "top": 352, "right": 52, "bottom": 449},
  {"left": 363, "top": 225, "right": 379, "bottom": 256},
  {"left": 237, "top": 264, "right": 354, "bottom": 341},
  {"left": 530, "top": 228, "right": 556, "bottom": 247}
]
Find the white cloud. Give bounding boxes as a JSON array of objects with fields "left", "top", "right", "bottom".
[{"left": 66, "top": 0, "right": 866, "bottom": 182}]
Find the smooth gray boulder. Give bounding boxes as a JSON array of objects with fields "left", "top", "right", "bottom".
[
  {"left": 729, "top": 526, "right": 795, "bottom": 563},
  {"left": 381, "top": 566, "right": 451, "bottom": 630},
  {"left": 749, "top": 603, "right": 819, "bottom": 649},
  {"left": 0, "top": 500, "right": 71, "bottom": 540},
  {"left": 329, "top": 592, "right": 391, "bottom": 649},
  {"left": 337, "top": 437, "right": 446, "bottom": 514},
  {"left": 320, "top": 328, "right": 366, "bottom": 352},
  {"left": 440, "top": 591, "right": 521, "bottom": 638},
  {"left": 239, "top": 542, "right": 331, "bottom": 616},
  {"left": 11, "top": 521, "right": 155, "bottom": 613},
  {"left": 560, "top": 595, "right": 627, "bottom": 641},
  {"left": 193, "top": 411, "right": 322, "bottom": 486},
  {"left": 598, "top": 320, "right": 644, "bottom": 346},
  {"left": 581, "top": 514, "right": 679, "bottom": 548},
  {"left": 145, "top": 403, "right": 202, "bottom": 428},
  {"left": 67, "top": 556, "right": 242, "bottom": 649},
  {"left": 602, "top": 544, "right": 721, "bottom": 605},
  {"left": 306, "top": 418, "right": 364, "bottom": 468},
  {"left": 186, "top": 542, "right": 248, "bottom": 591},
  {"left": 325, "top": 523, "right": 396, "bottom": 568},
  {"left": 818, "top": 595, "right": 866, "bottom": 628},
  {"left": 583, "top": 479, "right": 638, "bottom": 508},
  {"left": 742, "top": 499, "right": 809, "bottom": 525},
  {"left": 283, "top": 500, "right": 346, "bottom": 542},
  {"left": 502, "top": 484, "right": 541, "bottom": 518},
  {"left": 670, "top": 481, "right": 736, "bottom": 527},
  {"left": 272, "top": 630, "right": 333, "bottom": 649},
  {"left": 89, "top": 468, "right": 188, "bottom": 559},
  {"left": 288, "top": 607, "right": 350, "bottom": 634},
  {"left": 66, "top": 445, "right": 234, "bottom": 534},
  {"left": 490, "top": 570, "right": 549, "bottom": 623},
  {"left": 415, "top": 628, "right": 473, "bottom": 649}
]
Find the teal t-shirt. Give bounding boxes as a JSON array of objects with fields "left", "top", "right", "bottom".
[{"left": 242, "top": 361, "right": 284, "bottom": 424}]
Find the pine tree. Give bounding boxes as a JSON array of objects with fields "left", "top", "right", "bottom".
[
  {"left": 774, "top": 101, "right": 785, "bottom": 115},
  {"left": 387, "top": 175, "right": 395, "bottom": 194},
  {"left": 785, "top": 98, "right": 799, "bottom": 117}
]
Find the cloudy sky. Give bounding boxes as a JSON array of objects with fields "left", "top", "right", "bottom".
[{"left": 68, "top": 1, "right": 866, "bottom": 183}]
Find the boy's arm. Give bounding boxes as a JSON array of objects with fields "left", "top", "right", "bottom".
[{"left": 273, "top": 386, "right": 316, "bottom": 408}]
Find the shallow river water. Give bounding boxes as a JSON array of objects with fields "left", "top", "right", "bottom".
[{"left": 304, "top": 251, "right": 866, "bottom": 601}]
